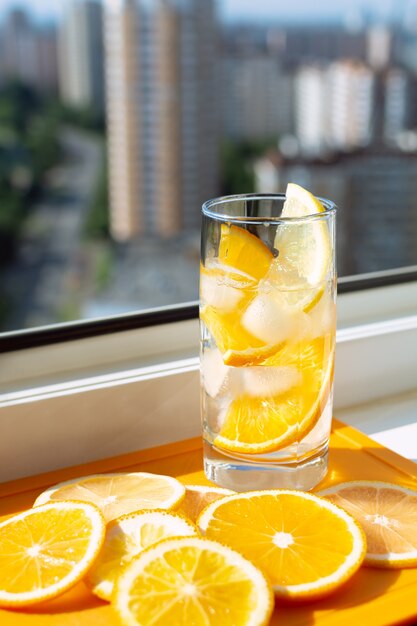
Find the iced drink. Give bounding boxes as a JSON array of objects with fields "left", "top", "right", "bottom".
[{"left": 200, "top": 185, "right": 336, "bottom": 491}]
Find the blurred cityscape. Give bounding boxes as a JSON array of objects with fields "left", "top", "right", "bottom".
[{"left": 1, "top": 0, "right": 417, "bottom": 331}]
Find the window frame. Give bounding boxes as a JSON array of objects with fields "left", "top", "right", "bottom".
[{"left": 1, "top": 266, "right": 416, "bottom": 353}]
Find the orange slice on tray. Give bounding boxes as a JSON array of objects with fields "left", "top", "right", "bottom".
[
  {"left": 113, "top": 536, "right": 274, "bottom": 626},
  {"left": 213, "top": 336, "right": 334, "bottom": 454},
  {"left": 179, "top": 485, "right": 235, "bottom": 522},
  {"left": 319, "top": 481, "right": 417, "bottom": 568},
  {"left": 198, "top": 490, "right": 366, "bottom": 601},
  {"left": 86, "top": 510, "right": 197, "bottom": 601},
  {"left": 0, "top": 501, "right": 105, "bottom": 608},
  {"left": 33, "top": 472, "right": 185, "bottom": 522}
]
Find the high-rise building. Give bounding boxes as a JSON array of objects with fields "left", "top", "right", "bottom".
[
  {"left": 58, "top": 0, "right": 105, "bottom": 112},
  {"left": 280, "top": 26, "right": 367, "bottom": 65},
  {"left": 254, "top": 149, "right": 417, "bottom": 275},
  {"left": 294, "top": 61, "right": 375, "bottom": 157},
  {"left": 294, "top": 65, "right": 329, "bottom": 157},
  {"left": 384, "top": 68, "right": 413, "bottom": 143},
  {"left": 221, "top": 55, "right": 293, "bottom": 141},
  {"left": 367, "top": 25, "right": 392, "bottom": 70},
  {"left": 327, "top": 60, "right": 375, "bottom": 151},
  {"left": 104, "top": 0, "right": 219, "bottom": 241},
  {"left": 346, "top": 152, "right": 417, "bottom": 273},
  {"left": 0, "top": 9, "right": 58, "bottom": 93},
  {"left": 253, "top": 154, "right": 349, "bottom": 274},
  {"left": 36, "top": 27, "right": 59, "bottom": 94},
  {"left": 1, "top": 9, "right": 39, "bottom": 87}
]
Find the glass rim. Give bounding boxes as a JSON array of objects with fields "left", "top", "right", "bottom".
[{"left": 202, "top": 193, "right": 337, "bottom": 224}]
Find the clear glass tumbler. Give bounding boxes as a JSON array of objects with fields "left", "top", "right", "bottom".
[{"left": 199, "top": 193, "right": 337, "bottom": 491}]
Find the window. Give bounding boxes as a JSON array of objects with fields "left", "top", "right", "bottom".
[{"left": 0, "top": 0, "right": 416, "bottom": 334}]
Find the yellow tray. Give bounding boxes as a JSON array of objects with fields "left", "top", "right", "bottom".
[{"left": 1, "top": 418, "right": 417, "bottom": 626}]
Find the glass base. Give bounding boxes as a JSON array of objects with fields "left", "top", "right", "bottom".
[{"left": 204, "top": 443, "right": 328, "bottom": 492}]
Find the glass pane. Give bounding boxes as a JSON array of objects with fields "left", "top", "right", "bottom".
[{"left": 0, "top": 0, "right": 416, "bottom": 332}]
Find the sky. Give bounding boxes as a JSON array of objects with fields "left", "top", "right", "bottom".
[{"left": 0, "top": 0, "right": 407, "bottom": 24}]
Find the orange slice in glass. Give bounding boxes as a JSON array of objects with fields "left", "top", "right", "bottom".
[
  {"left": 200, "top": 224, "right": 273, "bottom": 362},
  {"left": 214, "top": 336, "right": 334, "bottom": 454},
  {"left": 216, "top": 223, "right": 273, "bottom": 279}
]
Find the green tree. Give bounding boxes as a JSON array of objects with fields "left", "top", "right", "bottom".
[
  {"left": 220, "top": 141, "right": 255, "bottom": 195},
  {"left": 0, "top": 176, "right": 25, "bottom": 262},
  {"left": 48, "top": 100, "right": 105, "bottom": 133},
  {"left": 0, "top": 81, "right": 59, "bottom": 262},
  {"left": 0, "top": 81, "right": 40, "bottom": 136},
  {"left": 27, "top": 114, "right": 60, "bottom": 180},
  {"left": 220, "top": 138, "right": 277, "bottom": 195},
  {"left": 84, "top": 147, "right": 109, "bottom": 239}
]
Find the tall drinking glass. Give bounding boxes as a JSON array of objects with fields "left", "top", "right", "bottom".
[{"left": 199, "top": 192, "right": 337, "bottom": 491}]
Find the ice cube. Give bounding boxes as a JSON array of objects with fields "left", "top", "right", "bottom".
[
  {"left": 202, "top": 390, "right": 230, "bottom": 433},
  {"left": 200, "top": 348, "right": 230, "bottom": 398},
  {"left": 307, "top": 292, "right": 336, "bottom": 338},
  {"left": 200, "top": 271, "right": 243, "bottom": 312},
  {"left": 288, "top": 309, "right": 313, "bottom": 341},
  {"left": 241, "top": 291, "right": 296, "bottom": 344},
  {"left": 242, "top": 366, "right": 301, "bottom": 397}
]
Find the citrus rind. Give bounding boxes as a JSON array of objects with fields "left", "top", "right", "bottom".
[{"left": 179, "top": 485, "right": 235, "bottom": 522}]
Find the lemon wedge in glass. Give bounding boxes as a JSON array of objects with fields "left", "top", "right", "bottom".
[{"left": 267, "top": 182, "right": 333, "bottom": 312}]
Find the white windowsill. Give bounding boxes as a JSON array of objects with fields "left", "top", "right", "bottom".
[
  {"left": 0, "top": 281, "right": 416, "bottom": 483},
  {"left": 336, "top": 388, "right": 417, "bottom": 464}
]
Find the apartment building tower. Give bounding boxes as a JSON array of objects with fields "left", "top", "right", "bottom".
[
  {"left": 327, "top": 60, "right": 375, "bottom": 151},
  {"left": 0, "top": 9, "right": 58, "bottom": 93},
  {"left": 295, "top": 61, "right": 375, "bottom": 156},
  {"left": 58, "top": 0, "right": 105, "bottom": 112},
  {"left": 222, "top": 55, "right": 293, "bottom": 141},
  {"left": 104, "top": 0, "right": 219, "bottom": 240},
  {"left": 294, "top": 65, "right": 329, "bottom": 156}
]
